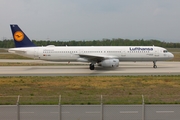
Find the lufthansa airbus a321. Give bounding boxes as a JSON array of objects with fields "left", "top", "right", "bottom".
[{"left": 8, "top": 24, "right": 174, "bottom": 70}]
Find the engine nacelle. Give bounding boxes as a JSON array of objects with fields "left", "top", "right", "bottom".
[{"left": 98, "top": 59, "right": 119, "bottom": 68}]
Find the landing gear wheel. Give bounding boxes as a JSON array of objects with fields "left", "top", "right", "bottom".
[
  {"left": 89, "top": 64, "right": 95, "bottom": 70},
  {"left": 153, "top": 61, "right": 157, "bottom": 68},
  {"left": 153, "top": 65, "right": 157, "bottom": 68}
]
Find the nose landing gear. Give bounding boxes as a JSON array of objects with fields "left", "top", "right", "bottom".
[{"left": 153, "top": 61, "right": 157, "bottom": 68}]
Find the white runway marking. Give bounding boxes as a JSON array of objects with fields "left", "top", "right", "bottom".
[
  {"left": 120, "top": 111, "right": 138, "bottom": 114},
  {"left": 50, "top": 112, "right": 70, "bottom": 114},
  {"left": 156, "top": 111, "right": 174, "bottom": 113}
]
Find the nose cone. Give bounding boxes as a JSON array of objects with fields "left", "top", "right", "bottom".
[{"left": 169, "top": 53, "right": 174, "bottom": 59}]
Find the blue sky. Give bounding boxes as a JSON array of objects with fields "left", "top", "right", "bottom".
[{"left": 0, "top": 0, "right": 180, "bottom": 42}]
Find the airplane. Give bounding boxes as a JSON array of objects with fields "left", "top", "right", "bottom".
[{"left": 8, "top": 24, "right": 174, "bottom": 70}]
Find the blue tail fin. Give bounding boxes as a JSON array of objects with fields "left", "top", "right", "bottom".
[{"left": 10, "top": 24, "right": 36, "bottom": 47}]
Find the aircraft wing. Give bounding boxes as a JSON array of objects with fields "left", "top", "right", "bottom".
[{"left": 78, "top": 54, "right": 118, "bottom": 62}]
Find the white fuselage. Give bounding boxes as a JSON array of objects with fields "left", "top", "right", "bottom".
[{"left": 8, "top": 46, "right": 174, "bottom": 62}]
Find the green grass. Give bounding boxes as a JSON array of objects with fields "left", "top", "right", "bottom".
[
  {"left": 171, "top": 52, "right": 180, "bottom": 61},
  {"left": 0, "top": 54, "right": 31, "bottom": 59},
  {"left": 0, "top": 76, "right": 180, "bottom": 105},
  {"left": 0, "top": 48, "right": 8, "bottom": 52},
  {"left": 167, "top": 48, "right": 180, "bottom": 52}
]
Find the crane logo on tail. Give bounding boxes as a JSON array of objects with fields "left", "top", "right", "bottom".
[{"left": 14, "top": 31, "right": 24, "bottom": 42}]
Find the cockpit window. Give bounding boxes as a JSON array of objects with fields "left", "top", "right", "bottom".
[{"left": 163, "top": 50, "right": 168, "bottom": 53}]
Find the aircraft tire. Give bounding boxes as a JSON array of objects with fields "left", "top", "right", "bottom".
[
  {"left": 89, "top": 64, "right": 95, "bottom": 70},
  {"left": 153, "top": 65, "right": 157, "bottom": 68}
]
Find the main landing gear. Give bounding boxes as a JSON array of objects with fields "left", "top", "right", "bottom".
[
  {"left": 89, "top": 63, "right": 95, "bottom": 70},
  {"left": 153, "top": 61, "right": 157, "bottom": 68}
]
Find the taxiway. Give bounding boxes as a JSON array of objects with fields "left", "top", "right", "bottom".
[{"left": 0, "top": 60, "right": 179, "bottom": 76}]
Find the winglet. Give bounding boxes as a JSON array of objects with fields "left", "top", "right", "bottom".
[{"left": 10, "top": 24, "right": 36, "bottom": 47}]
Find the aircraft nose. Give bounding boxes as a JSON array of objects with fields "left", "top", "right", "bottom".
[{"left": 169, "top": 53, "right": 174, "bottom": 59}]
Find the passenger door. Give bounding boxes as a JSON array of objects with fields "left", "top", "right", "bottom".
[
  {"left": 154, "top": 48, "right": 159, "bottom": 57},
  {"left": 34, "top": 48, "right": 39, "bottom": 59}
]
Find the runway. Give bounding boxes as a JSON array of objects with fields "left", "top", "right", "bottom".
[
  {"left": 1, "top": 105, "right": 180, "bottom": 120},
  {"left": 0, "top": 60, "right": 179, "bottom": 76}
]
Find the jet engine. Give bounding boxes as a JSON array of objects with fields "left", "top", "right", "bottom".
[{"left": 98, "top": 59, "right": 119, "bottom": 67}]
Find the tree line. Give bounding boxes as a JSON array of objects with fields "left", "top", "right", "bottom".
[{"left": 0, "top": 38, "right": 179, "bottom": 48}]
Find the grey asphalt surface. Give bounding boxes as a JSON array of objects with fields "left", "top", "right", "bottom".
[
  {"left": 0, "top": 105, "right": 180, "bottom": 120},
  {"left": 0, "top": 60, "right": 179, "bottom": 76}
]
